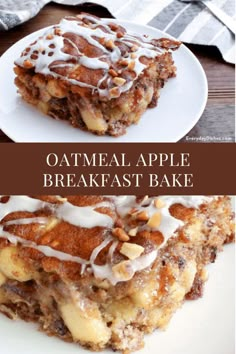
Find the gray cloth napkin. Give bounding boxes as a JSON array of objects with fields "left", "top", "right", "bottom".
[{"left": 0, "top": 0, "right": 235, "bottom": 64}]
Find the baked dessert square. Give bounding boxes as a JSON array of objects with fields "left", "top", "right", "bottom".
[
  {"left": 14, "top": 13, "right": 181, "bottom": 136},
  {"left": 0, "top": 195, "right": 234, "bottom": 353}
]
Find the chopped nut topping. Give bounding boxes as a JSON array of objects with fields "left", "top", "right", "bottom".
[
  {"left": 128, "top": 61, "right": 135, "bottom": 70},
  {"left": 128, "top": 227, "right": 138, "bottom": 237},
  {"left": 46, "top": 34, "right": 54, "bottom": 40},
  {"left": 136, "top": 210, "right": 149, "bottom": 221},
  {"left": 23, "top": 60, "right": 33, "bottom": 69},
  {"left": 105, "top": 39, "right": 115, "bottom": 49},
  {"left": 117, "top": 31, "right": 124, "bottom": 38},
  {"left": 113, "top": 77, "right": 126, "bottom": 86},
  {"left": 51, "top": 240, "right": 60, "bottom": 247},
  {"left": 56, "top": 197, "right": 68, "bottom": 203},
  {"left": 109, "top": 23, "right": 119, "bottom": 31},
  {"left": 120, "top": 242, "right": 144, "bottom": 260},
  {"left": 112, "top": 227, "right": 130, "bottom": 241},
  {"left": 109, "top": 69, "right": 118, "bottom": 77},
  {"left": 154, "top": 199, "right": 166, "bottom": 209},
  {"left": 119, "top": 59, "right": 129, "bottom": 66},
  {"left": 99, "top": 37, "right": 106, "bottom": 45},
  {"left": 131, "top": 45, "right": 138, "bottom": 52},
  {"left": 54, "top": 28, "right": 62, "bottom": 36},
  {"left": 112, "top": 260, "right": 133, "bottom": 281},
  {"left": 147, "top": 212, "right": 162, "bottom": 228},
  {"left": 109, "top": 87, "right": 120, "bottom": 98}
]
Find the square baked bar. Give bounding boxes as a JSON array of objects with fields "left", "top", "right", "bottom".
[
  {"left": 14, "top": 13, "right": 181, "bottom": 136},
  {"left": 0, "top": 195, "right": 234, "bottom": 353}
]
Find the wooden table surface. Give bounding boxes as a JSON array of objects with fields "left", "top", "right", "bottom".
[{"left": 0, "top": 3, "right": 235, "bottom": 143}]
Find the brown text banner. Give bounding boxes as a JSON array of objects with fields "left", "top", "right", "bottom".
[{"left": 0, "top": 143, "right": 235, "bottom": 195}]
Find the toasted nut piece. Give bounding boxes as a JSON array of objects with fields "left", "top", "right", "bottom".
[
  {"left": 46, "top": 34, "right": 54, "bottom": 40},
  {"left": 131, "top": 53, "right": 137, "bottom": 59},
  {"left": 23, "top": 60, "right": 33, "bottom": 69},
  {"left": 113, "top": 77, "right": 126, "bottom": 86},
  {"left": 51, "top": 240, "right": 60, "bottom": 247},
  {"left": 136, "top": 210, "right": 149, "bottom": 221},
  {"left": 128, "top": 227, "right": 138, "bottom": 237},
  {"left": 112, "top": 228, "right": 130, "bottom": 241},
  {"left": 147, "top": 212, "right": 162, "bottom": 228},
  {"left": 119, "top": 59, "right": 129, "bottom": 66},
  {"left": 131, "top": 45, "right": 138, "bottom": 52},
  {"left": 109, "top": 23, "right": 119, "bottom": 31},
  {"left": 128, "top": 61, "right": 135, "bottom": 70},
  {"left": 109, "top": 87, "right": 120, "bottom": 98},
  {"left": 112, "top": 260, "right": 133, "bottom": 281},
  {"left": 105, "top": 39, "right": 115, "bottom": 49},
  {"left": 54, "top": 28, "right": 62, "bottom": 36},
  {"left": 99, "top": 37, "right": 106, "bottom": 45},
  {"left": 109, "top": 69, "right": 118, "bottom": 77},
  {"left": 120, "top": 242, "right": 144, "bottom": 260},
  {"left": 117, "top": 31, "right": 124, "bottom": 38},
  {"left": 56, "top": 196, "right": 68, "bottom": 202},
  {"left": 154, "top": 199, "right": 166, "bottom": 209}
]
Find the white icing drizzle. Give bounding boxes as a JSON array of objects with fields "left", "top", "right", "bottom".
[
  {"left": 55, "top": 201, "right": 112, "bottom": 228},
  {"left": 15, "top": 14, "right": 167, "bottom": 98},
  {"left": 110, "top": 195, "right": 215, "bottom": 239},
  {"left": 92, "top": 249, "right": 158, "bottom": 285},
  {"left": 3, "top": 217, "right": 48, "bottom": 226},
  {"left": 0, "top": 195, "right": 217, "bottom": 284},
  {"left": 0, "top": 196, "right": 113, "bottom": 229},
  {"left": 90, "top": 236, "right": 113, "bottom": 264}
]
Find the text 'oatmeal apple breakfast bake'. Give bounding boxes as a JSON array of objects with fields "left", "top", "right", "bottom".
[
  {"left": 0, "top": 195, "right": 234, "bottom": 353},
  {"left": 14, "top": 13, "right": 181, "bottom": 136}
]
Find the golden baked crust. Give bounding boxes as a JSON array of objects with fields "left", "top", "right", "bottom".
[
  {"left": 0, "top": 196, "right": 234, "bottom": 352},
  {"left": 14, "top": 13, "right": 181, "bottom": 136}
]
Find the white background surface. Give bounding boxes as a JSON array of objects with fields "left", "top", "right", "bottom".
[
  {"left": 0, "top": 244, "right": 234, "bottom": 354},
  {"left": 0, "top": 21, "right": 208, "bottom": 142}
]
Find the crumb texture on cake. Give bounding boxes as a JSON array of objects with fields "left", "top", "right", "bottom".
[
  {"left": 0, "top": 195, "right": 234, "bottom": 353},
  {"left": 14, "top": 13, "right": 181, "bottom": 136}
]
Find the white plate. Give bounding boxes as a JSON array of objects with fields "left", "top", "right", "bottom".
[
  {"left": 0, "top": 243, "right": 234, "bottom": 354},
  {"left": 0, "top": 21, "right": 208, "bottom": 142}
]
